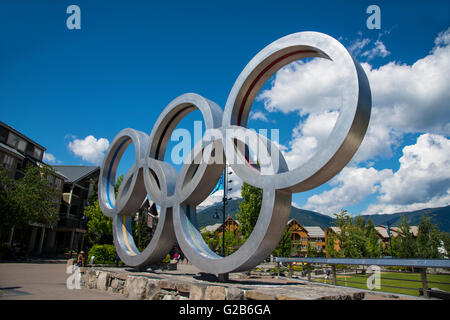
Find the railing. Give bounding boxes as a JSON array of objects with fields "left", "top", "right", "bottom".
[{"left": 273, "top": 257, "right": 450, "bottom": 299}]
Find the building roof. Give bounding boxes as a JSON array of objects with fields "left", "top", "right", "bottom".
[
  {"left": 52, "top": 165, "right": 99, "bottom": 183},
  {"left": 388, "top": 226, "right": 419, "bottom": 237},
  {"left": 0, "top": 141, "right": 25, "bottom": 159},
  {"left": 0, "top": 121, "right": 46, "bottom": 151},
  {"left": 201, "top": 216, "right": 240, "bottom": 233},
  {"left": 202, "top": 223, "right": 222, "bottom": 233},
  {"left": 328, "top": 226, "right": 341, "bottom": 234},
  {"left": 375, "top": 226, "right": 390, "bottom": 239},
  {"left": 304, "top": 226, "right": 325, "bottom": 238}
]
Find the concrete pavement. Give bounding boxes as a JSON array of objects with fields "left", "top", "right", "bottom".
[{"left": 0, "top": 263, "right": 128, "bottom": 300}]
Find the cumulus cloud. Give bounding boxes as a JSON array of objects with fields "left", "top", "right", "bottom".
[
  {"left": 43, "top": 152, "right": 57, "bottom": 164},
  {"left": 304, "top": 166, "right": 393, "bottom": 215},
  {"left": 282, "top": 111, "right": 339, "bottom": 169},
  {"left": 249, "top": 110, "right": 270, "bottom": 122},
  {"left": 361, "top": 40, "right": 390, "bottom": 60},
  {"left": 305, "top": 134, "right": 450, "bottom": 215},
  {"left": 259, "top": 27, "right": 450, "bottom": 166},
  {"left": 68, "top": 135, "right": 109, "bottom": 164},
  {"left": 365, "top": 133, "right": 450, "bottom": 214},
  {"left": 257, "top": 58, "right": 350, "bottom": 116},
  {"left": 257, "top": 28, "right": 450, "bottom": 214}
]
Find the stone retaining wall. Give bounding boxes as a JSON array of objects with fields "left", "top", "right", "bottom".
[{"left": 79, "top": 267, "right": 366, "bottom": 300}]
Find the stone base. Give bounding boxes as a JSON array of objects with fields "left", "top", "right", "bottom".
[{"left": 79, "top": 265, "right": 369, "bottom": 300}]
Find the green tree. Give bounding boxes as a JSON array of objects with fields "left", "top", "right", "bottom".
[
  {"left": 366, "top": 228, "right": 382, "bottom": 258},
  {"left": 273, "top": 226, "right": 293, "bottom": 257},
  {"left": 0, "top": 168, "right": 22, "bottom": 228},
  {"left": 236, "top": 182, "right": 262, "bottom": 240},
  {"left": 133, "top": 209, "right": 151, "bottom": 251},
  {"left": 84, "top": 174, "right": 123, "bottom": 246},
  {"left": 440, "top": 232, "right": 450, "bottom": 258},
  {"left": 13, "top": 164, "right": 60, "bottom": 226},
  {"left": 202, "top": 230, "right": 220, "bottom": 253},
  {"left": 219, "top": 230, "right": 243, "bottom": 256},
  {"left": 394, "top": 216, "right": 417, "bottom": 258},
  {"left": 332, "top": 210, "right": 369, "bottom": 258},
  {"left": 417, "top": 213, "right": 442, "bottom": 259},
  {"left": 84, "top": 202, "right": 113, "bottom": 245},
  {"left": 325, "top": 235, "right": 339, "bottom": 258},
  {"left": 306, "top": 241, "right": 323, "bottom": 257},
  {"left": 365, "top": 218, "right": 382, "bottom": 258}
]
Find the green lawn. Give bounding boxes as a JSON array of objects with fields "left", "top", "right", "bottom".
[{"left": 314, "top": 272, "right": 450, "bottom": 296}]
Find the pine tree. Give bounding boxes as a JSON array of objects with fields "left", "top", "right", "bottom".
[{"left": 236, "top": 182, "right": 262, "bottom": 240}]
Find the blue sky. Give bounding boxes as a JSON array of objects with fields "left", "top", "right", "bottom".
[{"left": 1, "top": 1, "right": 449, "bottom": 216}]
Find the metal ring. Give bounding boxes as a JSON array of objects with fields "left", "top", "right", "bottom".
[
  {"left": 222, "top": 31, "right": 371, "bottom": 193},
  {"left": 98, "top": 31, "right": 371, "bottom": 273}
]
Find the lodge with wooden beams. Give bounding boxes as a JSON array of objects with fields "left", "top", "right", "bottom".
[{"left": 202, "top": 217, "right": 327, "bottom": 257}]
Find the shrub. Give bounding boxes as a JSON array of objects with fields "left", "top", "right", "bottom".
[
  {"left": 162, "top": 254, "right": 170, "bottom": 264},
  {"left": 88, "top": 244, "right": 116, "bottom": 264}
]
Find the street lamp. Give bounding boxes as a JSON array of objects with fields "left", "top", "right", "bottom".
[{"left": 221, "top": 164, "right": 233, "bottom": 257}]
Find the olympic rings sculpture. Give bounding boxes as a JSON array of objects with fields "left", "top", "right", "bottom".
[{"left": 98, "top": 31, "right": 371, "bottom": 274}]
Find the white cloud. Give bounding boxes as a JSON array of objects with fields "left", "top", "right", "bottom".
[
  {"left": 304, "top": 166, "right": 392, "bottom": 216},
  {"left": 365, "top": 133, "right": 450, "bottom": 214},
  {"left": 68, "top": 135, "right": 109, "bottom": 164},
  {"left": 43, "top": 152, "right": 57, "bottom": 164},
  {"left": 435, "top": 27, "right": 450, "bottom": 47},
  {"left": 257, "top": 57, "right": 351, "bottom": 116},
  {"left": 259, "top": 27, "right": 450, "bottom": 165},
  {"left": 249, "top": 110, "right": 270, "bottom": 122},
  {"left": 348, "top": 36, "right": 371, "bottom": 56},
  {"left": 361, "top": 40, "right": 390, "bottom": 60},
  {"left": 305, "top": 133, "right": 450, "bottom": 216},
  {"left": 282, "top": 111, "right": 339, "bottom": 169}
]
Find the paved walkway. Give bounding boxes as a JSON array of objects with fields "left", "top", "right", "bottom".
[{"left": 0, "top": 263, "right": 128, "bottom": 300}]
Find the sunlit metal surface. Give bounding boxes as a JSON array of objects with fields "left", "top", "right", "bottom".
[{"left": 98, "top": 31, "right": 371, "bottom": 274}]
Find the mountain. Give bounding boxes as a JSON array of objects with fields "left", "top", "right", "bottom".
[
  {"left": 196, "top": 198, "right": 333, "bottom": 229},
  {"left": 359, "top": 206, "right": 450, "bottom": 232},
  {"left": 196, "top": 199, "right": 450, "bottom": 233}
]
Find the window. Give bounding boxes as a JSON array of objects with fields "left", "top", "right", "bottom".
[
  {"left": 0, "top": 126, "right": 8, "bottom": 143},
  {"left": 3, "top": 154, "right": 15, "bottom": 169},
  {"left": 33, "top": 147, "right": 43, "bottom": 160},
  {"left": 47, "top": 174, "right": 55, "bottom": 185},
  {"left": 7, "top": 133, "right": 26, "bottom": 152},
  {"left": 55, "top": 178, "right": 62, "bottom": 190}
]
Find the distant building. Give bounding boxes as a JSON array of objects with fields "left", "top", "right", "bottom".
[
  {"left": 50, "top": 165, "right": 100, "bottom": 254},
  {"left": 0, "top": 121, "right": 66, "bottom": 255},
  {"left": 375, "top": 225, "right": 418, "bottom": 249},
  {"left": 304, "top": 226, "right": 326, "bottom": 253},
  {"left": 201, "top": 217, "right": 327, "bottom": 257},
  {"left": 287, "top": 219, "right": 309, "bottom": 256},
  {"left": 201, "top": 216, "right": 240, "bottom": 236}
]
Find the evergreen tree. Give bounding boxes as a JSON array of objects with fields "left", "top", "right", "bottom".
[
  {"left": 325, "top": 234, "right": 339, "bottom": 258},
  {"left": 273, "top": 226, "right": 293, "bottom": 257},
  {"left": 84, "top": 174, "right": 123, "bottom": 246},
  {"left": 417, "top": 213, "right": 442, "bottom": 259},
  {"left": 236, "top": 182, "right": 262, "bottom": 240},
  {"left": 395, "top": 215, "right": 417, "bottom": 258}
]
